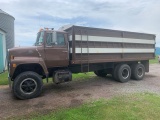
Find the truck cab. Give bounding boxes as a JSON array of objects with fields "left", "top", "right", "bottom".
[
  {"left": 35, "top": 29, "right": 69, "bottom": 68},
  {"left": 8, "top": 28, "right": 71, "bottom": 99}
]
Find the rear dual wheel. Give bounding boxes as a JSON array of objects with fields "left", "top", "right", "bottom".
[
  {"left": 131, "top": 63, "right": 145, "bottom": 80},
  {"left": 113, "top": 64, "right": 131, "bottom": 83},
  {"left": 94, "top": 70, "right": 107, "bottom": 77},
  {"left": 113, "top": 63, "right": 145, "bottom": 83}
]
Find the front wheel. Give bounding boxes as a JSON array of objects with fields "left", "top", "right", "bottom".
[{"left": 13, "top": 71, "right": 43, "bottom": 99}]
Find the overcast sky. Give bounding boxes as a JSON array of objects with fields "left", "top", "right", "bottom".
[{"left": 0, "top": 0, "right": 160, "bottom": 47}]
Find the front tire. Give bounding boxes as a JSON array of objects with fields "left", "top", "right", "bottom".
[{"left": 13, "top": 71, "right": 43, "bottom": 99}]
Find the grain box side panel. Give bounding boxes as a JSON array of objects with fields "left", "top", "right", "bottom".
[{"left": 66, "top": 26, "right": 155, "bottom": 64}]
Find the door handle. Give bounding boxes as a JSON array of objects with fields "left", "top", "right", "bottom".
[{"left": 63, "top": 51, "right": 68, "bottom": 52}]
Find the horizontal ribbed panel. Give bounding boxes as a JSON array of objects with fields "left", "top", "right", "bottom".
[
  {"left": 0, "top": 12, "right": 14, "bottom": 50},
  {"left": 70, "top": 48, "right": 154, "bottom": 53}
]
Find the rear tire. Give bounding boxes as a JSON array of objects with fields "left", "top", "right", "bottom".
[
  {"left": 131, "top": 63, "right": 145, "bottom": 80},
  {"left": 94, "top": 70, "right": 107, "bottom": 77},
  {"left": 13, "top": 71, "right": 43, "bottom": 99},
  {"left": 116, "top": 64, "right": 131, "bottom": 83},
  {"left": 113, "top": 64, "right": 122, "bottom": 81}
]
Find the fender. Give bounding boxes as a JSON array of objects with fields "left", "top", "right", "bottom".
[{"left": 9, "top": 56, "right": 48, "bottom": 79}]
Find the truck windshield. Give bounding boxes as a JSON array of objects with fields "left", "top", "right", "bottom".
[{"left": 35, "top": 31, "right": 44, "bottom": 46}]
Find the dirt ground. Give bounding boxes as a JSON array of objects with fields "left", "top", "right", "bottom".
[{"left": 0, "top": 64, "right": 160, "bottom": 119}]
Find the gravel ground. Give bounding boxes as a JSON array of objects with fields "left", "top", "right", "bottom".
[{"left": 0, "top": 64, "right": 160, "bottom": 119}]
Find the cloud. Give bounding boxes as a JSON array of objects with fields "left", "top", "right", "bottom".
[{"left": 0, "top": 0, "right": 160, "bottom": 47}]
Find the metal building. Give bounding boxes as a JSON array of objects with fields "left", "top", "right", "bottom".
[{"left": 0, "top": 9, "right": 15, "bottom": 73}]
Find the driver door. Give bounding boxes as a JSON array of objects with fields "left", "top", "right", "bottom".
[{"left": 44, "top": 32, "right": 69, "bottom": 68}]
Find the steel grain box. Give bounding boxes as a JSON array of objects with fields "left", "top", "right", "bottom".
[{"left": 64, "top": 26, "right": 156, "bottom": 64}]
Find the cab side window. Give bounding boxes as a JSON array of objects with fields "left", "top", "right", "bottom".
[
  {"left": 57, "top": 33, "right": 65, "bottom": 45},
  {"left": 46, "top": 33, "right": 53, "bottom": 46},
  {"left": 46, "top": 32, "right": 65, "bottom": 46}
]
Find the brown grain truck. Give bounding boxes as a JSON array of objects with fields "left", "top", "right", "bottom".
[{"left": 8, "top": 25, "right": 156, "bottom": 99}]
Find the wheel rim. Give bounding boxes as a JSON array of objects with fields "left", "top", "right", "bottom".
[
  {"left": 122, "top": 68, "right": 129, "bottom": 79},
  {"left": 137, "top": 67, "right": 143, "bottom": 77},
  {"left": 20, "top": 78, "right": 37, "bottom": 95}
]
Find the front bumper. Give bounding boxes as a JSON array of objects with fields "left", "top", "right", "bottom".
[
  {"left": 8, "top": 62, "right": 12, "bottom": 89},
  {"left": 8, "top": 74, "right": 13, "bottom": 90}
]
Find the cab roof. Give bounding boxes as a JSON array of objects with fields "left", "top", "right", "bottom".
[{"left": 39, "top": 28, "right": 67, "bottom": 33}]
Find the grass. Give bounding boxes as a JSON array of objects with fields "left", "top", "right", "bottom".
[
  {"left": 16, "top": 93, "right": 160, "bottom": 120},
  {"left": 0, "top": 71, "right": 8, "bottom": 85},
  {"left": 72, "top": 72, "right": 94, "bottom": 80},
  {"left": 149, "top": 55, "right": 159, "bottom": 64}
]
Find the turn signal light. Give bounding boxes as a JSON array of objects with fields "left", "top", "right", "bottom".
[{"left": 13, "top": 63, "right": 16, "bottom": 68}]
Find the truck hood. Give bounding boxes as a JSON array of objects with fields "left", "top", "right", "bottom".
[{"left": 8, "top": 46, "right": 40, "bottom": 58}]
